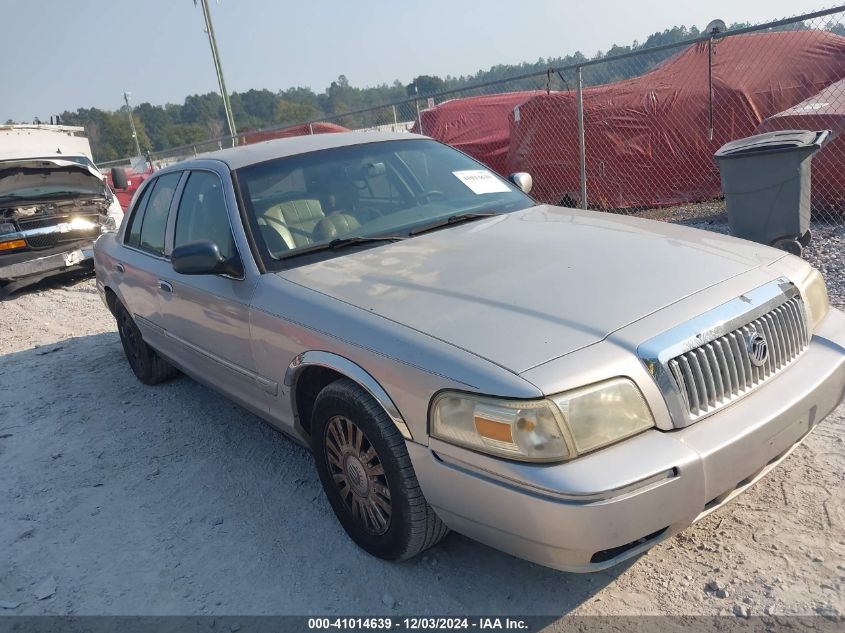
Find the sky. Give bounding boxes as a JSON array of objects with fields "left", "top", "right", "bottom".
[{"left": 0, "top": 0, "right": 835, "bottom": 122}]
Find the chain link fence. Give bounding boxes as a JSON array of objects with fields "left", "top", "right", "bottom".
[{"left": 105, "top": 5, "right": 845, "bottom": 225}]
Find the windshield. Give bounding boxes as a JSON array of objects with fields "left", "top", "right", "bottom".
[{"left": 235, "top": 139, "right": 533, "bottom": 267}]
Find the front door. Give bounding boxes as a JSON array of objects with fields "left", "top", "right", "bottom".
[{"left": 156, "top": 168, "right": 266, "bottom": 414}]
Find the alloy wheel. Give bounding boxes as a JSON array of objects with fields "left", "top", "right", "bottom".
[{"left": 324, "top": 415, "right": 392, "bottom": 535}]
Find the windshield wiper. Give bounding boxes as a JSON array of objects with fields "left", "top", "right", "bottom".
[
  {"left": 408, "top": 212, "right": 501, "bottom": 236},
  {"left": 328, "top": 235, "right": 407, "bottom": 249},
  {"left": 279, "top": 235, "right": 406, "bottom": 260}
]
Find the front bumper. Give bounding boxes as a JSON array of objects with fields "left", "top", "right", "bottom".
[
  {"left": 0, "top": 244, "right": 94, "bottom": 281},
  {"left": 410, "top": 308, "right": 845, "bottom": 572}
]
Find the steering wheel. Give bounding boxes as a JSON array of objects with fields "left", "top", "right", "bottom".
[
  {"left": 357, "top": 205, "right": 384, "bottom": 220},
  {"left": 416, "top": 190, "right": 447, "bottom": 204}
]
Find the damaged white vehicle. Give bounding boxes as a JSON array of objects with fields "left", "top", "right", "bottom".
[{"left": 0, "top": 126, "right": 124, "bottom": 297}]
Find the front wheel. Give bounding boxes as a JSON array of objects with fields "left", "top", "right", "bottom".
[{"left": 311, "top": 378, "right": 448, "bottom": 561}]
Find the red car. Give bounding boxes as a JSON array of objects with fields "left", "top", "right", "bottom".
[{"left": 104, "top": 162, "right": 154, "bottom": 210}]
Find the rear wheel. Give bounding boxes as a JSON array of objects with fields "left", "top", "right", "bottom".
[
  {"left": 311, "top": 378, "right": 448, "bottom": 560},
  {"left": 799, "top": 229, "right": 813, "bottom": 248},
  {"left": 771, "top": 237, "right": 803, "bottom": 257},
  {"left": 114, "top": 302, "right": 178, "bottom": 385}
]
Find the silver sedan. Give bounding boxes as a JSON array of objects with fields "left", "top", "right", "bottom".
[{"left": 94, "top": 132, "right": 845, "bottom": 572}]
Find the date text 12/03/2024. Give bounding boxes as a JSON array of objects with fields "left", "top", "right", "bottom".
[{"left": 307, "top": 618, "right": 529, "bottom": 630}]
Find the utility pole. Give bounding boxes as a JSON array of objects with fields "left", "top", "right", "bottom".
[
  {"left": 414, "top": 84, "right": 422, "bottom": 135},
  {"left": 123, "top": 91, "right": 143, "bottom": 157},
  {"left": 195, "top": 0, "right": 237, "bottom": 146}
]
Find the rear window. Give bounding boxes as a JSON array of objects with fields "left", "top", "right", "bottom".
[
  {"left": 125, "top": 172, "right": 181, "bottom": 254},
  {"left": 125, "top": 183, "right": 153, "bottom": 248}
]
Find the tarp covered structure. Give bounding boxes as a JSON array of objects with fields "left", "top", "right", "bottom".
[
  {"left": 239, "top": 122, "right": 348, "bottom": 145},
  {"left": 755, "top": 78, "right": 845, "bottom": 211},
  {"left": 412, "top": 92, "right": 547, "bottom": 175},
  {"left": 503, "top": 31, "right": 845, "bottom": 208}
]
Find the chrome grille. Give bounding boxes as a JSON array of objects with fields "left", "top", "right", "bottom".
[
  {"left": 25, "top": 226, "right": 99, "bottom": 249},
  {"left": 17, "top": 214, "right": 102, "bottom": 250},
  {"left": 666, "top": 294, "right": 809, "bottom": 420}
]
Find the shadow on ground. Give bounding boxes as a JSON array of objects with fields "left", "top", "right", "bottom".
[
  {"left": 0, "top": 268, "right": 96, "bottom": 301},
  {"left": 0, "top": 333, "right": 630, "bottom": 616}
]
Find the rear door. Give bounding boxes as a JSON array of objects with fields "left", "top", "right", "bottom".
[
  {"left": 114, "top": 171, "right": 183, "bottom": 349},
  {"left": 157, "top": 168, "right": 267, "bottom": 413}
]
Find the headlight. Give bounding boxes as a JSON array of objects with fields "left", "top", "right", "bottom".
[
  {"left": 430, "top": 378, "right": 654, "bottom": 462},
  {"left": 549, "top": 378, "right": 654, "bottom": 454},
  {"left": 795, "top": 266, "right": 829, "bottom": 332},
  {"left": 431, "top": 393, "right": 569, "bottom": 461},
  {"left": 69, "top": 216, "right": 99, "bottom": 231}
]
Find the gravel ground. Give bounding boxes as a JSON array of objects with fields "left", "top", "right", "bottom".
[{"left": 0, "top": 220, "right": 843, "bottom": 620}]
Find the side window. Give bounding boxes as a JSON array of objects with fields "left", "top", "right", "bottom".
[
  {"left": 125, "top": 181, "right": 154, "bottom": 248},
  {"left": 174, "top": 171, "right": 236, "bottom": 261},
  {"left": 138, "top": 172, "right": 181, "bottom": 255}
]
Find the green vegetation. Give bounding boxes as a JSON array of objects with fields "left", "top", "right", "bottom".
[{"left": 17, "top": 18, "right": 840, "bottom": 162}]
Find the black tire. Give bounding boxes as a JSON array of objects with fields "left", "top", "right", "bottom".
[
  {"left": 311, "top": 378, "right": 448, "bottom": 561},
  {"left": 799, "top": 229, "right": 813, "bottom": 248},
  {"left": 114, "top": 301, "right": 179, "bottom": 385},
  {"left": 772, "top": 237, "right": 803, "bottom": 257}
]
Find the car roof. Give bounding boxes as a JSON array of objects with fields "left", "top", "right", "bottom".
[{"left": 190, "top": 131, "right": 429, "bottom": 171}]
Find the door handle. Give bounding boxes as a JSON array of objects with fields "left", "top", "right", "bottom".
[
  {"left": 158, "top": 280, "right": 173, "bottom": 293},
  {"left": 115, "top": 262, "right": 125, "bottom": 273}
]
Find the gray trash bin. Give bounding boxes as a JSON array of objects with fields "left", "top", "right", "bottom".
[{"left": 714, "top": 129, "right": 830, "bottom": 256}]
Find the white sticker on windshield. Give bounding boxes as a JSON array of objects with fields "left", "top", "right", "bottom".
[{"left": 453, "top": 170, "right": 511, "bottom": 195}]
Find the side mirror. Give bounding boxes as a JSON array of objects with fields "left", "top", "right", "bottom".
[
  {"left": 171, "top": 240, "right": 243, "bottom": 277},
  {"left": 508, "top": 172, "right": 533, "bottom": 194},
  {"left": 110, "top": 167, "right": 129, "bottom": 190}
]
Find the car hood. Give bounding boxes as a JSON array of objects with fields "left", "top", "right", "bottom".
[
  {"left": 278, "top": 205, "right": 785, "bottom": 374},
  {"left": 0, "top": 158, "right": 106, "bottom": 201}
]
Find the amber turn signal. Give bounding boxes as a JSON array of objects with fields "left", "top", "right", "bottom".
[
  {"left": 474, "top": 415, "right": 514, "bottom": 444},
  {"left": 0, "top": 239, "right": 26, "bottom": 251}
]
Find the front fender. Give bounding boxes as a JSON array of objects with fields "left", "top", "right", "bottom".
[{"left": 285, "top": 350, "right": 413, "bottom": 440}]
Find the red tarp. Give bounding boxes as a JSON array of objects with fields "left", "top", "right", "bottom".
[
  {"left": 755, "top": 78, "right": 845, "bottom": 211},
  {"left": 411, "top": 92, "right": 547, "bottom": 175},
  {"left": 239, "top": 121, "right": 348, "bottom": 145},
  {"left": 503, "top": 31, "right": 845, "bottom": 208}
]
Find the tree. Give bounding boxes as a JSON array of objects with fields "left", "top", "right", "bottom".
[
  {"left": 406, "top": 75, "right": 445, "bottom": 97},
  {"left": 276, "top": 99, "right": 320, "bottom": 126},
  {"left": 238, "top": 88, "right": 278, "bottom": 121},
  {"left": 827, "top": 21, "right": 845, "bottom": 36},
  {"left": 134, "top": 102, "right": 172, "bottom": 150},
  {"left": 165, "top": 124, "right": 210, "bottom": 147},
  {"left": 181, "top": 93, "right": 224, "bottom": 127},
  {"left": 104, "top": 110, "right": 151, "bottom": 160}
]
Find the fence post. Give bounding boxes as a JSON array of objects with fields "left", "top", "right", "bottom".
[{"left": 576, "top": 66, "right": 587, "bottom": 210}]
